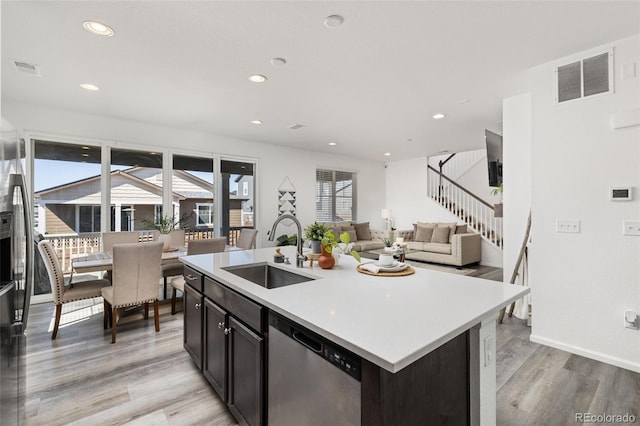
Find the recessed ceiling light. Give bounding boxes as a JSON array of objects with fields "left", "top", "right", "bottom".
[
  {"left": 80, "top": 83, "right": 99, "bottom": 91},
  {"left": 270, "top": 57, "right": 287, "bottom": 66},
  {"left": 82, "top": 153, "right": 89, "bottom": 157},
  {"left": 81, "top": 146, "right": 90, "bottom": 150},
  {"left": 82, "top": 20, "right": 114, "bottom": 37},
  {"left": 324, "top": 15, "right": 344, "bottom": 28},
  {"left": 457, "top": 99, "right": 470, "bottom": 104},
  {"left": 328, "top": 142, "right": 337, "bottom": 146},
  {"left": 407, "top": 138, "right": 413, "bottom": 142},
  {"left": 149, "top": 152, "right": 157, "bottom": 155},
  {"left": 248, "top": 74, "right": 267, "bottom": 83},
  {"left": 384, "top": 152, "right": 392, "bottom": 156},
  {"left": 432, "top": 113, "right": 446, "bottom": 120},
  {"left": 250, "top": 120, "right": 263, "bottom": 125}
]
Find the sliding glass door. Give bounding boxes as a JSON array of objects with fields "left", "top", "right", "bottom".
[{"left": 220, "top": 160, "right": 255, "bottom": 245}]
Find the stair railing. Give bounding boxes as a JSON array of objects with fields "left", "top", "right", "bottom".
[{"left": 427, "top": 165, "right": 502, "bottom": 248}]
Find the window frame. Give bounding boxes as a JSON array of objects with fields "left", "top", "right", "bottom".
[
  {"left": 195, "top": 202, "right": 215, "bottom": 228},
  {"left": 315, "top": 169, "right": 357, "bottom": 223}
]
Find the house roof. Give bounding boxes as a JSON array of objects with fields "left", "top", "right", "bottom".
[{"left": 35, "top": 167, "right": 196, "bottom": 201}]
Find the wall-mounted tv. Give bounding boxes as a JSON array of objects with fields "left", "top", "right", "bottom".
[{"left": 485, "top": 129, "right": 503, "bottom": 187}]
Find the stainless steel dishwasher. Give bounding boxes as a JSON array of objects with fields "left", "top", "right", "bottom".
[{"left": 268, "top": 312, "right": 361, "bottom": 426}]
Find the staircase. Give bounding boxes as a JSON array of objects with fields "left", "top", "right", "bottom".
[{"left": 427, "top": 165, "right": 503, "bottom": 248}]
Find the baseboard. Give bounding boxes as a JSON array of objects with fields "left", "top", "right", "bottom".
[
  {"left": 479, "top": 261, "right": 502, "bottom": 268},
  {"left": 529, "top": 333, "right": 640, "bottom": 374}
]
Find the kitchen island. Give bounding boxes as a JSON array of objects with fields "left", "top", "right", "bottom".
[{"left": 180, "top": 246, "right": 528, "bottom": 426}]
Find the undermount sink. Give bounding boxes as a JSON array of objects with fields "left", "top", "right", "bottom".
[{"left": 222, "top": 262, "right": 316, "bottom": 289}]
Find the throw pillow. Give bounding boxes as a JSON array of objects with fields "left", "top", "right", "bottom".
[
  {"left": 415, "top": 224, "right": 435, "bottom": 242},
  {"left": 336, "top": 225, "right": 358, "bottom": 243},
  {"left": 430, "top": 226, "right": 451, "bottom": 244},
  {"left": 353, "top": 222, "right": 371, "bottom": 241},
  {"left": 438, "top": 222, "right": 457, "bottom": 243}
]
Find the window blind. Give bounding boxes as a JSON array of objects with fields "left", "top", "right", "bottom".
[{"left": 315, "top": 169, "right": 355, "bottom": 222}]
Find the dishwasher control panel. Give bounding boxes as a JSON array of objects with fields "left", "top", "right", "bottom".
[{"left": 269, "top": 312, "right": 361, "bottom": 381}]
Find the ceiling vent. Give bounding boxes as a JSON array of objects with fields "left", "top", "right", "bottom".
[
  {"left": 12, "top": 61, "right": 41, "bottom": 76},
  {"left": 288, "top": 123, "right": 306, "bottom": 130},
  {"left": 555, "top": 50, "right": 612, "bottom": 104}
]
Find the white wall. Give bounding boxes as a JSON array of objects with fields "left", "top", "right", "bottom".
[
  {"left": 385, "top": 157, "right": 503, "bottom": 267},
  {"left": 502, "top": 93, "right": 532, "bottom": 286},
  {"left": 4, "top": 101, "right": 387, "bottom": 248},
  {"left": 527, "top": 35, "right": 640, "bottom": 372}
]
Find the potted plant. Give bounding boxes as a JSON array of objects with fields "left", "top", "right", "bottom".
[
  {"left": 138, "top": 214, "right": 191, "bottom": 249},
  {"left": 319, "top": 231, "right": 361, "bottom": 269},
  {"left": 491, "top": 183, "right": 503, "bottom": 217},
  {"left": 381, "top": 237, "right": 394, "bottom": 252},
  {"left": 304, "top": 221, "right": 330, "bottom": 254}
]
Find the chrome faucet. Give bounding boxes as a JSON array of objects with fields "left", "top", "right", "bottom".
[{"left": 267, "top": 214, "right": 306, "bottom": 267}]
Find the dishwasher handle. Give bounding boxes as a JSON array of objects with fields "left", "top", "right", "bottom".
[{"left": 292, "top": 330, "right": 323, "bottom": 353}]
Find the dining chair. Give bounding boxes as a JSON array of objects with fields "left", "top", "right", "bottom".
[
  {"left": 101, "top": 241, "right": 163, "bottom": 344},
  {"left": 37, "top": 240, "right": 111, "bottom": 340},
  {"left": 170, "top": 237, "right": 226, "bottom": 314},
  {"left": 102, "top": 231, "right": 140, "bottom": 252},
  {"left": 235, "top": 228, "right": 258, "bottom": 249},
  {"left": 160, "top": 229, "right": 186, "bottom": 299}
]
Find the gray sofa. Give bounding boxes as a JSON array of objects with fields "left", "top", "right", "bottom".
[
  {"left": 394, "top": 222, "right": 481, "bottom": 266},
  {"left": 324, "top": 221, "right": 391, "bottom": 252}
]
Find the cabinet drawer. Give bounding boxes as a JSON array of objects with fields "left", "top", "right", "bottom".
[
  {"left": 184, "top": 266, "right": 203, "bottom": 293},
  {"left": 204, "top": 276, "right": 263, "bottom": 332}
]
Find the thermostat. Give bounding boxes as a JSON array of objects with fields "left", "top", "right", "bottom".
[{"left": 610, "top": 187, "right": 632, "bottom": 201}]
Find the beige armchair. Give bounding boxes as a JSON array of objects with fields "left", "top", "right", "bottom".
[
  {"left": 37, "top": 240, "right": 110, "bottom": 340},
  {"left": 236, "top": 228, "right": 258, "bottom": 249},
  {"left": 101, "top": 241, "right": 163, "bottom": 343},
  {"left": 160, "top": 229, "right": 186, "bottom": 299},
  {"left": 170, "top": 237, "right": 226, "bottom": 314}
]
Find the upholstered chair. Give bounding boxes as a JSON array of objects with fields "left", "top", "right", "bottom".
[
  {"left": 101, "top": 231, "right": 140, "bottom": 252},
  {"left": 235, "top": 228, "right": 258, "bottom": 249},
  {"left": 170, "top": 237, "right": 226, "bottom": 314},
  {"left": 160, "top": 229, "right": 186, "bottom": 299},
  {"left": 37, "top": 240, "right": 110, "bottom": 340},
  {"left": 101, "top": 241, "right": 163, "bottom": 344}
]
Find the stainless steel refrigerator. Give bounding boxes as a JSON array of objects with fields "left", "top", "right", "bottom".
[{"left": 0, "top": 122, "right": 33, "bottom": 426}]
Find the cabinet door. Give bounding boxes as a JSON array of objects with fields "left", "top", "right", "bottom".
[
  {"left": 184, "top": 284, "right": 204, "bottom": 370},
  {"left": 228, "top": 317, "right": 264, "bottom": 426},
  {"left": 204, "top": 299, "right": 227, "bottom": 401}
]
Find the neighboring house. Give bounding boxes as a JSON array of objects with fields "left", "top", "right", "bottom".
[
  {"left": 34, "top": 167, "right": 214, "bottom": 235},
  {"left": 234, "top": 175, "right": 254, "bottom": 226}
]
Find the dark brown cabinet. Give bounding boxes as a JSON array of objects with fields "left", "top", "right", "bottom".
[
  {"left": 186, "top": 275, "right": 265, "bottom": 426},
  {"left": 184, "top": 279, "right": 204, "bottom": 370},
  {"left": 203, "top": 299, "right": 226, "bottom": 400},
  {"left": 227, "top": 316, "right": 264, "bottom": 426}
]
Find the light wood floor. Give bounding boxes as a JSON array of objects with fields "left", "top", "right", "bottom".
[{"left": 24, "top": 284, "right": 639, "bottom": 425}]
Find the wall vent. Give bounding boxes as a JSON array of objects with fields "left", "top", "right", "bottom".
[
  {"left": 12, "top": 60, "right": 41, "bottom": 76},
  {"left": 288, "top": 123, "right": 306, "bottom": 130},
  {"left": 555, "top": 50, "right": 612, "bottom": 104}
]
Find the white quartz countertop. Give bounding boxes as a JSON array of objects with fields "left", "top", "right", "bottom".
[{"left": 181, "top": 246, "right": 529, "bottom": 373}]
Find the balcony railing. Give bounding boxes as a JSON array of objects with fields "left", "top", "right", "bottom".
[{"left": 41, "top": 227, "right": 255, "bottom": 275}]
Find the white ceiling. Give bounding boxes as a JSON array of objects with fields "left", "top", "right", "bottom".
[{"left": 2, "top": 1, "right": 639, "bottom": 162}]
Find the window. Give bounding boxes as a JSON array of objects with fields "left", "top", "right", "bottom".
[
  {"left": 196, "top": 203, "right": 214, "bottom": 227},
  {"left": 78, "top": 205, "right": 100, "bottom": 233},
  {"left": 315, "top": 169, "right": 356, "bottom": 222}
]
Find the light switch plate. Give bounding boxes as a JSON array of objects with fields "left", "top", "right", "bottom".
[
  {"left": 623, "top": 221, "right": 640, "bottom": 236},
  {"left": 556, "top": 219, "right": 581, "bottom": 233},
  {"left": 483, "top": 335, "right": 495, "bottom": 367}
]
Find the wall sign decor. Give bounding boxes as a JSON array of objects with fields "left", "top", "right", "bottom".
[{"left": 278, "top": 177, "right": 296, "bottom": 224}]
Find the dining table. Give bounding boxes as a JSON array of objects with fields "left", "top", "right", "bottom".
[{"left": 72, "top": 245, "right": 244, "bottom": 274}]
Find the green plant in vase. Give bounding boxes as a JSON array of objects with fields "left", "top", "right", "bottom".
[
  {"left": 304, "top": 221, "right": 330, "bottom": 254},
  {"left": 321, "top": 231, "right": 361, "bottom": 263}
]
